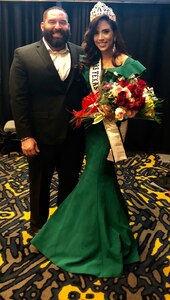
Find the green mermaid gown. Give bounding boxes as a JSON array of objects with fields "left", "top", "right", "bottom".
[{"left": 31, "top": 58, "right": 145, "bottom": 278}]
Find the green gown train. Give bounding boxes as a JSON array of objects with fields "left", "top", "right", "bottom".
[{"left": 31, "top": 57, "right": 146, "bottom": 278}]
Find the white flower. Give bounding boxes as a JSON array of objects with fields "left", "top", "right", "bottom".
[{"left": 115, "top": 107, "right": 127, "bottom": 121}]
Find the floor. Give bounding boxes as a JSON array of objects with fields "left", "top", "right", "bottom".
[{"left": 158, "top": 153, "right": 170, "bottom": 163}]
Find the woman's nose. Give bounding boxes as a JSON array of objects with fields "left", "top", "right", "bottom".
[{"left": 98, "top": 33, "right": 104, "bottom": 40}]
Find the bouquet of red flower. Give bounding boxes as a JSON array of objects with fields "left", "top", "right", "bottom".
[{"left": 72, "top": 73, "right": 162, "bottom": 127}]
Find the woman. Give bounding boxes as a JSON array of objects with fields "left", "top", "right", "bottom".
[{"left": 31, "top": 2, "right": 146, "bottom": 278}]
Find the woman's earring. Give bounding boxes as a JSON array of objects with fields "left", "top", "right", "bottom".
[{"left": 113, "top": 43, "right": 116, "bottom": 54}]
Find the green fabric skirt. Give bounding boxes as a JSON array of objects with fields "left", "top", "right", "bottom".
[{"left": 31, "top": 123, "right": 139, "bottom": 278}]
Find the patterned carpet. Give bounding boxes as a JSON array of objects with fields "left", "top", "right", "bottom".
[{"left": 0, "top": 152, "right": 169, "bottom": 300}]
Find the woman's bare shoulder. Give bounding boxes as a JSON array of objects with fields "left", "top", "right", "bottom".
[{"left": 116, "top": 54, "right": 129, "bottom": 66}]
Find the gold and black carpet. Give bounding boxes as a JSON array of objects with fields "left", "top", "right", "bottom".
[{"left": 0, "top": 153, "right": 169, "bottom": 300}]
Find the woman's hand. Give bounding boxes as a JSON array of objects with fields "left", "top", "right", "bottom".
[{"left": 98, "top": 105, "right": 114, "bottom": 121}]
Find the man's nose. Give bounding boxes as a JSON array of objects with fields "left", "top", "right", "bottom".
[{"left": 54, "top": 22, "right": 61, "bottom": 29}]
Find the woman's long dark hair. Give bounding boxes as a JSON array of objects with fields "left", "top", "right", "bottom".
[{"left": 82, "top": 15, "right": 128, "bottom": 67}]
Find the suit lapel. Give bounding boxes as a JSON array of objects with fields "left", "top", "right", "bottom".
[
  {"left": 35, "top": 40, "right": 80, "bottom": 92},
  {"left": 66, "top": 42, "right": 79, "bottom": 92},
  {"left": 35, "top": 40, "right": 61, "bottom": 81}
]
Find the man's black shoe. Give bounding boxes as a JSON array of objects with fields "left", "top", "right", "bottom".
[{"left": 30, "top": 223, "right": 40, "bottom": 234}]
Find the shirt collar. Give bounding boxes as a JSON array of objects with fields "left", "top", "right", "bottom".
[{"left": 43, "top": 37, "right": 69, "bottom": 54}]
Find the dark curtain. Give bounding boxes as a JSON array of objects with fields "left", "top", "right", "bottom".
[{"left": 0, "top": 2, "right": 170, "bottom": 153}]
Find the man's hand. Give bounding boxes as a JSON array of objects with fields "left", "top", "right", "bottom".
[{"left": 21, "top": 137, "right": 40, "bottom": 157}]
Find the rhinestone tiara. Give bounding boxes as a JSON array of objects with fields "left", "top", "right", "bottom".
[{"left": 90, "top": 2, "right": 116, "bottom": 22}]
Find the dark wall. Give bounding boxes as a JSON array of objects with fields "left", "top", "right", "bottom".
[{"left": 0, "top": 2, "right": 170, "bottom": 153}]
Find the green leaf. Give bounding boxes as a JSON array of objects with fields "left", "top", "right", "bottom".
[{"left": 92, "top": 115, "right": 105, "bottom": 124}]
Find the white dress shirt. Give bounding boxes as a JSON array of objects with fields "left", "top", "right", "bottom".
[{"left": 43, "top": 37, "right": 71, "bottom": 81}]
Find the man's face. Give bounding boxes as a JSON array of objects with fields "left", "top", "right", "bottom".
[{"left": 41, "top": 9, "right": 70, "bottom": 50}]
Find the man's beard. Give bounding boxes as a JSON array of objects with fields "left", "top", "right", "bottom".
[{"left": 43, "top": 28, "right": 70, "bottom": 48}]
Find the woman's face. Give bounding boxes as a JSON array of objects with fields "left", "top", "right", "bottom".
[{"left": 93, "top": 20, "right": 115, "bottom": 54}]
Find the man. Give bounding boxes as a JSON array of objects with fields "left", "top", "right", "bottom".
[{"left": 9, "top": 6, "right": 87, "bottom": 234}]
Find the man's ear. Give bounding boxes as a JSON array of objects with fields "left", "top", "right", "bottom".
[{"left": 40, "top": 22, "right": 44, "bottom": 32}]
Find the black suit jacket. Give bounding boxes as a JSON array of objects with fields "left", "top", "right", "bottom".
[{"left": 9, "top": 40, "right": 87, "bottom": 144}]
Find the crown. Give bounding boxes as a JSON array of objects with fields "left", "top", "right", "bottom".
[{"left": 90, "top": 2, "right": 116, "bottom": 22}]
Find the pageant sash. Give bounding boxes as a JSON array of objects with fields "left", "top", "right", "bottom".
[
  {"left": 89, "top": 61, "right": 128, "bottom": 162},
  {"left": 120, "top": 120, "right": 128, "bottom": 143},
  {"left": 89, "top": 60, "right": 102, "bottom": 93},
  {"left": 103, "top": 119, "right": 127, "bottom": 163}
]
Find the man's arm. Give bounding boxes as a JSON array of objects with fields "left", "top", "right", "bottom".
[{"left": 9, "top": 49, "right": 39, "bottom": 156}]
